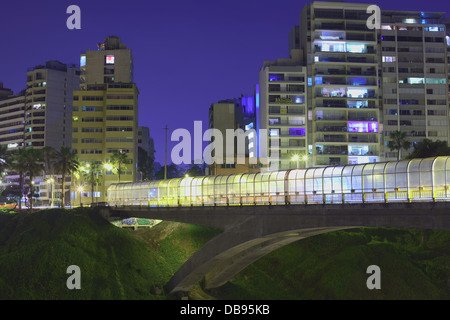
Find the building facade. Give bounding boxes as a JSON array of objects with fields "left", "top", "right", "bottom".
[
  {"left": 71, "top": 37, "right": 139, "bottom": 205},
  {"left": 25, "top": 61, "right": 80, "bottom": 150},
  {"left": 258, "top": 51, "right": 309, "bottom": 170},
  {"left": 258, "top": 1, "right": 450, "bottom": 168},
  {"left": 0, "top": 90, "right": 25, "bottom": 152},
  {"left": 380, "top": 11, "right": 450, "bottom": 160},
  {"left": 299, "top": 1, "right": 381, "bottom": 167}
]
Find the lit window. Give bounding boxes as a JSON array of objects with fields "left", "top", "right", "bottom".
[
  {"left": 382, "top": 56, "right": 396, "bottom": 63},
  {"left": 105, "top": 55, "right": 115, "bottom": 64},
  {"left": 425, "top": 26, "right": 441, "bottom": 32},
  {"left": 347, "top": 43, "right": 366, "bottom": 53},
  {"left": 347, "top": 88, "right": 368, "bottom": 98},
  {"left": 269, "top": 129, "right": 279, "bottom": 137},
  {"left": 407, "top": 77, "right": 424, "bottom": 84},
  {"left": 348, "top": 121, "right": 378, "bottom": 133},
  {"left": 80, "top": 55, "right": 86, "bottom": 67}
]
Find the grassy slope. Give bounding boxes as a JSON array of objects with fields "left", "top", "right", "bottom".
[
  {"left": 1, "top": 208, "right": 450, "bottom": 299},
  {"left": 209, "top": 228, "right": 450, "bottom": 300},
  {"left": 0, "top": 208, "right": 221, "bottom": 300}
]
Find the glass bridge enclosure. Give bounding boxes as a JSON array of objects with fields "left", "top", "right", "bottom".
[{"left": 107, "top": 157, "right": 450, "bottom": 206}]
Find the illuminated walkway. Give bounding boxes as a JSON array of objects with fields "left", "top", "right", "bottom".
[
  {"left": 104, "top": 157, "right": 450, "bottom": 294},
  {"left": 108, "top": 157, "right": 450, "bottom": 207}
]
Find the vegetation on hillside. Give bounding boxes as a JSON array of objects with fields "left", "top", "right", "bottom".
[{"left": 1, "top": 207, "right": 450, "bottom": 300}]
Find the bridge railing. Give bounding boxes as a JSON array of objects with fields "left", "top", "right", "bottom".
[{"left": 107, "top": 157, "right": 450, "bottom": 207}]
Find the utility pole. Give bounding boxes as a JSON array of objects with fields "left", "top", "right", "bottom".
[{"left": 164, "top": 125, "right": 168, "bottom": 180}]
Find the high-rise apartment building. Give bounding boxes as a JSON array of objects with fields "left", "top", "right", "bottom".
[
  {"left": 208, "top": 96, "right": 260, "bottom": 174},
  {"left": 299, "top": 1, "right": 381, "bottom": 166},
  {"left": 72, "top": 36, "right": 139, "bottom": 205},
  {"left": 258, "top": 1, "right": 450, "bottom": 169},
  {"left": 25, "top": 61, "right": 80, "bottom": 149},
  {"left": 0, "top": 83, "right": 13, "bottom": 100},
  {"left": 380, "top": 11, "right": 450, "bottom": 160},
  {"left": 259, "top": 49, "right": 309, "bottom": 170},
  {"left": 0, "top": 85, "right": 25, "bottom": 152},
  {"left": 0, "top": 93, "right": 25, "bottom": 152}
]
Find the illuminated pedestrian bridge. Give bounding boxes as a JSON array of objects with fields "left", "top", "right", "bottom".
[
  {"left": 108, "top": 156, "right": 450, "bottom": 206},
  {"left": 104, "top": 156, "right": 450, "bottom": 294}
]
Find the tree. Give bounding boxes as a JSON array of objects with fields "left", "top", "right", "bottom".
[
  {"left": 185, "top": 164, "right": 203, "bottom": 177},
  {"left": 10, "top": 148, "right": 28, "bottom": 210},
  {"left": 42, "top": 146, "right": 56, "bottom": 177},
  {"left": 0, "top": 144, "right": 11, "bottom": 178},
  {"left": 407, "top": 139, "right": 450, "bottom": 159},
  {"left": 42, "top": 146, "right": 57, "bottom": 206},
  {"left": 155, "top": 163, "right": 180, "bottom": 180},
  {"left": 54, "top": 146, "right": 79, "bottom": 208},
  {"left": 137, "top": 147, "right": 154, "bottom": 181},
  {"left": 82, "top": 162, "right": 102, "bottom": 204},
  {"left": 387, "top": 130, "right": 410, "bottom": 161},
  {"left": 22, "top": 148, "right": 44, "bottom": 210},
  {"left": 110, "top": 150, "right": 128, "bottom": 183}
]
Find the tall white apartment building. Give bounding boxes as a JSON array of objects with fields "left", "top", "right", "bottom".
[
  {"left": 259, "top": 49, "right": 308, "bottom": 170},
  {"left": 380, "top": 11, "right": 450, "bottom": 160}
]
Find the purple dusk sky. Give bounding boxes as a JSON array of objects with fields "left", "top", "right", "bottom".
[{"left": 1, "top": 0, "right": 449, "bottom": 164}]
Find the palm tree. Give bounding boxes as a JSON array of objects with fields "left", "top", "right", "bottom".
[
  {"left": 54, "top": 146, "right": 79, "bottom": 208},
  {"left": 81, "top": 161, "right": 102, "bottom": 205},
  {"left": 387, "top": 130, "right": 411, "bottom": 161},
  {"left": 10, "top": 149, "right": 28, "bottom": 210},
  {"left": 42, "top": 146, "right": 56, "bottom": 206},
  {"left": 110, "top": 150, "right": 128, "bottom": 183},
  {"left": 0, "top": 144, "right": 10, "bottom": 178},
  {"left": 22, "top": 148, "right": 44, "bottom": 210}
]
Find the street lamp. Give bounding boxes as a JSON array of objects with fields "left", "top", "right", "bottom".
[
  {"left": 302, "top": 155, "right": 308, "bottom": 167},
  {"left": 291, "top": 155, "right": 300, "bottom": 169},
  {"left": 47, "top": 178, "right": 54, "bottom": 207},
  {"left": 77, "top": 186, "right": 83, "bottom": 207}
]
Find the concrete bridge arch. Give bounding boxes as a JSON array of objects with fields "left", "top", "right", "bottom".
[{"left": 105, "top": 202, "right": 450, "bottom": 294}]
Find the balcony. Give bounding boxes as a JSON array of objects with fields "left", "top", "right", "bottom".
[
  {"left": 348, "top": 135, "right": 378, "bottom": 143},
  {"left": 318, "top": 147, "right": 348, "bottom": 155},
  {"left": 269, "top": 97, "right": 305, "bottom": 105},
  {"left": 316, "top": 102, "right": 347, "bottom": 108},
  {"left": 348, "top": 116, "right": 377, "bottom": 121},
  {"left": 315, "top": 69, "right": 346, "bottom": 75},
  {"left": 268, "top": 88, "right": 305, "bottom": 94},
  {"left": 316, "top": 126, "right": 347, "bottom": 132},
  {"left": 315, "top": 135, "right": 348, "bottom": 143},
  {"left": 269, "top": 110, "right": 305, "bottom": 116},
  {"left": 269, "top": 120, "right": 306, "bottom": 126},
  {"left": 316, "top": 115, "right": 347, "bottom": 121}
]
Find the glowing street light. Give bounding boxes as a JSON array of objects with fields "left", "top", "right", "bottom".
[
  {"left": 47, "top": 178, "right": 54, "bottom": 207},
  {"left": 103, "top": 163, "right": 113, "bottom": 171},
  {"left": 291, "top": 155, "right": 300, "bottom": 169},
  {"left": 77, "top": 186, "right": 83, "bottom": 207}
]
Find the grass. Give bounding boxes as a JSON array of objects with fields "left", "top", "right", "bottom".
[
  {"left": 1, "top": 207, "right": 450, "bottom": 299},
  {"left": 209, "top": 228, "right": 450, "bottom": 300},
  {"left": 0, "top": 207, "right": 221, "bottom": 299}
]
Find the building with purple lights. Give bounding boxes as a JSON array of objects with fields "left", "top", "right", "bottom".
[
  {"left": 256, "top": 1, "right": 450, "bottom": 169},
  {"left": 259, "top": 48, "right": 308, "bottom": 170}
]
